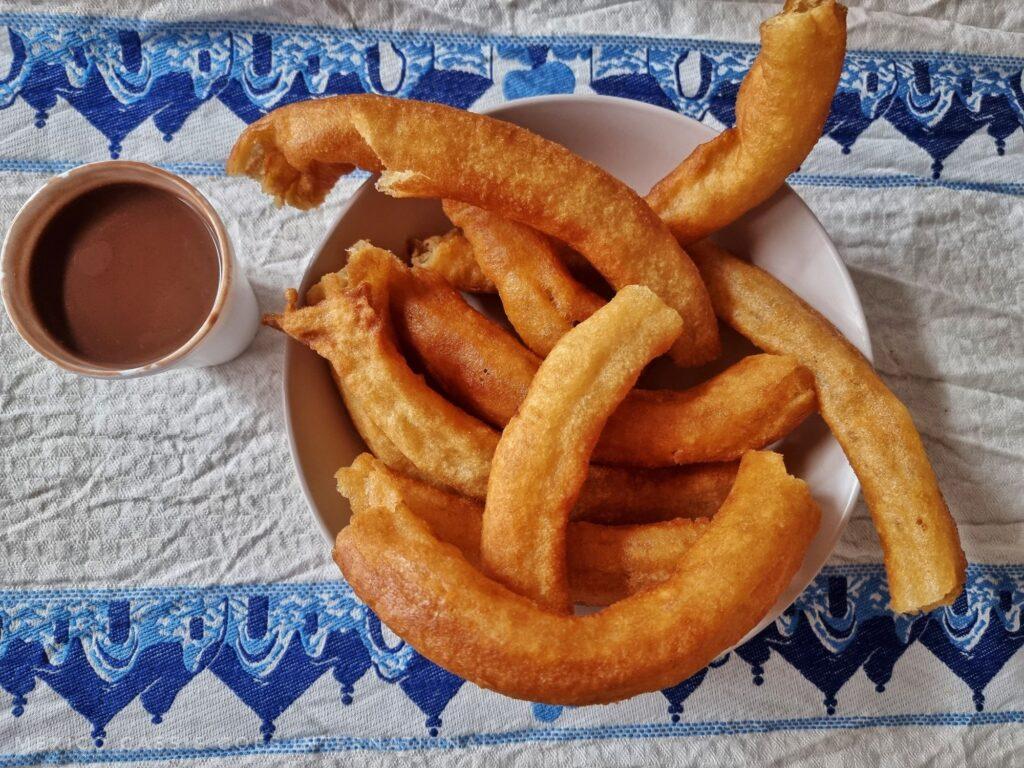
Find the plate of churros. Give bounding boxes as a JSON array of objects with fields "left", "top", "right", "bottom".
[{"left": 227, "top": 0, "right": 966, "bottom": 707}]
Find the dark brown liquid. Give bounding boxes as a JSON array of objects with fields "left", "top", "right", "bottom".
[{"left": 29, "top": 183, "right": 220, "bottom": 367}]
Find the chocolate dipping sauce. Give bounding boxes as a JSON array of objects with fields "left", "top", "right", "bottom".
[{"left": 29, "top": 182, "right": 220, "bottom": 367}]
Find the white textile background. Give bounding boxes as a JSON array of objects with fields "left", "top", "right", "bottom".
[{"left": 0, "top": 1, "right": 1021, "bottom": 766}]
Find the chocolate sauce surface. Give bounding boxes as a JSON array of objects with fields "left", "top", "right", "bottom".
[{"left": 29, "top": 182, "right": 219, "bottom": 367}]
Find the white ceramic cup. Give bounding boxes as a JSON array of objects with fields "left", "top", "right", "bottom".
[{"left": 1, "top": 161, "right": 259, "bottom": 377}]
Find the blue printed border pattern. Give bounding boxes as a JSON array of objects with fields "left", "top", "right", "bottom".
[
  {"left": 0, "top": 12, "right": 1020, "bottom": 192},
  {"left": 1, "top": 564, "right": 1023, "bottom": 764}
]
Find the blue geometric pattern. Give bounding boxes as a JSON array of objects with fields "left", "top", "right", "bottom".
[
  {"left": 1, "top": 11, "right": 1022, "bottom": 766},
  {"left": 0, "top": 13, "right": 1020, "bottom": 188},
  {"left": 2, "top": 565, "right": 1022, "bottom": 758}
]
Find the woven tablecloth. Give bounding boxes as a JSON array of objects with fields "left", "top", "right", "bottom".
[{"left": 1, "top": 1, "right": 1022, "bottom": 765}]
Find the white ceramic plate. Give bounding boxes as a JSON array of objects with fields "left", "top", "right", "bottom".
[{"left": 283, "top": 94, "right": 872, "bottom": 639}]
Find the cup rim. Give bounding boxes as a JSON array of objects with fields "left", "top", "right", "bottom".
[{"left": 0, "top": 160, "right": 233, "bottom": 378}]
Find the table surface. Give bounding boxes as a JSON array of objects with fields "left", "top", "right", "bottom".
[{"left": 0, "top": 1, "right": 1022, "bottom": 765}]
